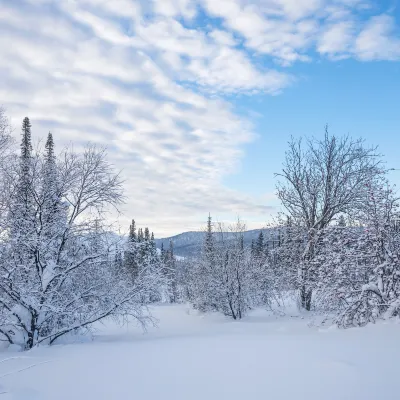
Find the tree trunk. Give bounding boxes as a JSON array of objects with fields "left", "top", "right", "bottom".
[{"left": 300, "top": 285, "right": 312, "bottom": 311}]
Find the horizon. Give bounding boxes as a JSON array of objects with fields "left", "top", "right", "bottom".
[{"left": 1, "top": 0, "right": 399, "bottom": 236}]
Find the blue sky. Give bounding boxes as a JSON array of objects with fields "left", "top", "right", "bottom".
[
  {"left": 225, "top": 58, "right": 400, "bottom": 197},
  {"left": 0, "top": 0, "right": 399, "bottom": 236}
]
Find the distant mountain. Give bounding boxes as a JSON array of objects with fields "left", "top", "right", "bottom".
[{"left": 155, "top": 228, "right": 281, "bottom": 257}]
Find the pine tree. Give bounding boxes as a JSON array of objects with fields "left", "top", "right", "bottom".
[
  {"left": 124, "top": 219, "right": 139, "bottom": 281},
  {"left": 167, "top": 240, "right": 177, "bottom": 302},
  {"left": 204, "top": 214, "right": 215, "bottom": 266},
  {"left": 42, "top": 133, "right": 63, "bottom": 229},
  {"left": 21, "top": 117, "right": 32, "bottom": 160},
  {"left": 40, "top": 132, "right": 66, "bottom": 265},
  {"left": 161, "top": 242, "right": 165, "bottom": 261},
  {"left": 337, "top": 215, "right": 346, "bottom": 227},
  {"left": 18, "top": 117, "right": 33, "bottom": 210},
  {"left": 138, "top": 228, "right": 144, "bottom": 242},
  {"left": 129, "top": 219, "right": 137, "bottom": 242},
  {"left": 256, "top": 231, "right": 264, "bottom": 257},
  {"left": 10, "top": 117, "right": 35, "bottom": 246}
]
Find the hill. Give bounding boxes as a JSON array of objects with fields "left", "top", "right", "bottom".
[{"left": 155, "top": 228, "right": 281, "bottom": 257}]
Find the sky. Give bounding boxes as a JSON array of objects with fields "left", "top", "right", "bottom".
[{"left": 0, "top": 0, "right": 399, "bottom": 237}]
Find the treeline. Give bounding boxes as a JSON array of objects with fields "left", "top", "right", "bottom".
[
  {"left": 170, "top": 131, "right": 400, "bottom": 327},
  {"left": 1, "top": 108, "right": 398, "bottom": 350}
]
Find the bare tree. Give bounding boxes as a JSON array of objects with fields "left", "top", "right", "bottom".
[{"left": 276, "top": 128, "right": 382, "bottom": 310}]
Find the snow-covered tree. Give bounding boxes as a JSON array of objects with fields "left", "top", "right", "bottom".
[
  {"left": 0, "top": 120, "right": 160, "bottom": 349},
  {"left": 276, "top": 129, "right": 382, "bottom": 310},
  {"left": 317, "top": 180, "right": 400, "bottom": 327},
  {"left": 189, "top": 218, "right": 256, "bottom": 319},
  {"left": 124, "top": 219, "right": 139, "bottom": 282}
]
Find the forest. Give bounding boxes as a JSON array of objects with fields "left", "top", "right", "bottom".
[{"left": 0, "top": 108, "right": 399, "bottom": 351}]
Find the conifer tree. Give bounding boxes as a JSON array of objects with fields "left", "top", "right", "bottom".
[
  {"left": 337, "top": 215, "right": 346, "bottom": 227},
  {"left": 138, "top": 228, "right": 144, "bottom": 242},
  {"left": 256, "top": 231, "right": 264, "bottom": 257},
  {"left": 42, "top": 133, "right": 63, "bottom": 233},
  {"left": 12, "top": 117, "right": 34, "bottom": 237},
  {"left": 124, "top": 219, "right": 139, "bottom": 281},
  {"left": 204, "top": 214, "right": 215, "bottom": 266},
  {"left": 114, "top": 247, "right": 123, "bottom": 270},
  {"left": 167, "top": 240, "right": 177, "bottom": 302}
]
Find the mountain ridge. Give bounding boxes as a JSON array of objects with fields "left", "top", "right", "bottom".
[{"left": 155, "top": 228, "right": 281, "bottom": 257}]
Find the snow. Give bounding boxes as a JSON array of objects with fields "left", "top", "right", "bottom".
[{"left": 1, "top": 304, "right": 400, "bottom": 400}]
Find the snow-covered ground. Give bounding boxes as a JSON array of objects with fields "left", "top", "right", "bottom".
[{"left": 1, "top": 304, "right": 400, "bottom": 399}]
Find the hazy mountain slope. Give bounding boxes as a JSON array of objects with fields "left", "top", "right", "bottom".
[{"left": 155, "top": 228, "right": 281, "bottom": 257}]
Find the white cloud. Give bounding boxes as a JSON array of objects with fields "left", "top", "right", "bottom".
[
  {"left": 318, "top": 21, "right": 355, "bottom": 57},
  {"left": 208, "top": 29, "right": 238, "bottom": 47},
  {"left": 0, "top": 0, "right": 399, "bottom": 235},
  {"left": 354, "top": 15, "right": 400, "bottom": 61},
  {"left": 152, "top": 0, "right": 197, "bottom": 19},
  {"left": 200, "top": 0, "right": 400, "bottom": 64}
]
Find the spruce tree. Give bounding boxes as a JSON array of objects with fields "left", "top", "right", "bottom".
[
  {"left": 41, "top": 132, "right": 65, "bottom": 260},
  {"left": 167, "top": 240, "right": 177, "bottom": 302},
  {"left": 11, "top": 117, "right": 34, "bottom": 242},
  {"left": 19, "top": 117, "right": 33, "bottom": 205},
  {"left": 256, "top": 231, "right": 264, "bottom": 257},
  {"left": 114, "top": 246, "right": 123, "bottom": 270},
  {"left": 21, "top": 117, "right": 32, "bottom": 159},
  {"left": 161, "top": 242, "right": 165, "bottom": 262},
  {"left": 128, "top": 219, "right": 137, "bottom": 242},
  {"left": 204, "top": 214, "right": 215, "bottom": 265},
  {"left": 138, "top": 228, "right": 144, "bottom": 242},
  {"left": 338, "top": 215, "right": 346, "bottom": 227},
  {"left": 124, "top": 219, "right": 139, "bottom": 281},
  {"left": 42, "top": 132, "right": 62, "bottom": 227}
]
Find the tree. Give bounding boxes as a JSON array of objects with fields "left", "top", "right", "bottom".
[
  {"left": 204, "top": 213, "right": 215, "bottom": 265},
  {"left": 337, "top": 215, "right": 346, "bottom": 227},
  {"left": 0, "top": 107, "right": 12, "bottom": 155},
  {"left": 165, "top": 240, "right": 177, "bottom": 303},
  {"left": 276, "top": 129, "right": 382, "bottom": 310},
  {"left": 124, "top": 219, "right": 139, "bottom": 281},
  {"left": 0, "top": 108, "right": 14, "bottom": 224},
  {"left": 189, "top": 218, "right": 255, "bottom": 319},
  {"left": 10, "top": 117, "right": 35, "bottom": 244},
  {"left": 0, "top": 121, "right": 160, "bottom": 349},
  {"left": 319, "top": 179, "right": 400, "bottom": 327}
]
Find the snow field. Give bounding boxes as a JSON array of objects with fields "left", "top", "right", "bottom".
[{"left": 1, "top": 304, "right": 399, "bottom": 400}]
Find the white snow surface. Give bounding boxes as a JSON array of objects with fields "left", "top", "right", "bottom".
[{"left": 1, "top": 304, "right": 400, "bottom": 399}]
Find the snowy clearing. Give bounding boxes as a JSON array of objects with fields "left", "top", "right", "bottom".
[{"left": 1, "top": 304, "right": 400, "bottom": 400}]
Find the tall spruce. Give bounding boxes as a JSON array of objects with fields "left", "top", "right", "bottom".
[
  {"left": 124, "top": 219, "right": 139, "bottom": 281},
  {"left": 204, "top": 214, "right": 215, "bottom": 266},
  {"left": 167, "top": 240, "right": 177, "bottom": 302},
  {"left": 256, "top": 231, "right": 264, "bottom": 257},
  {"left": 42, "top": 132, "right": 62, "bottom": 232},
  {"left": 11, "top": 117, "right": 34, "bottom": 242}
]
